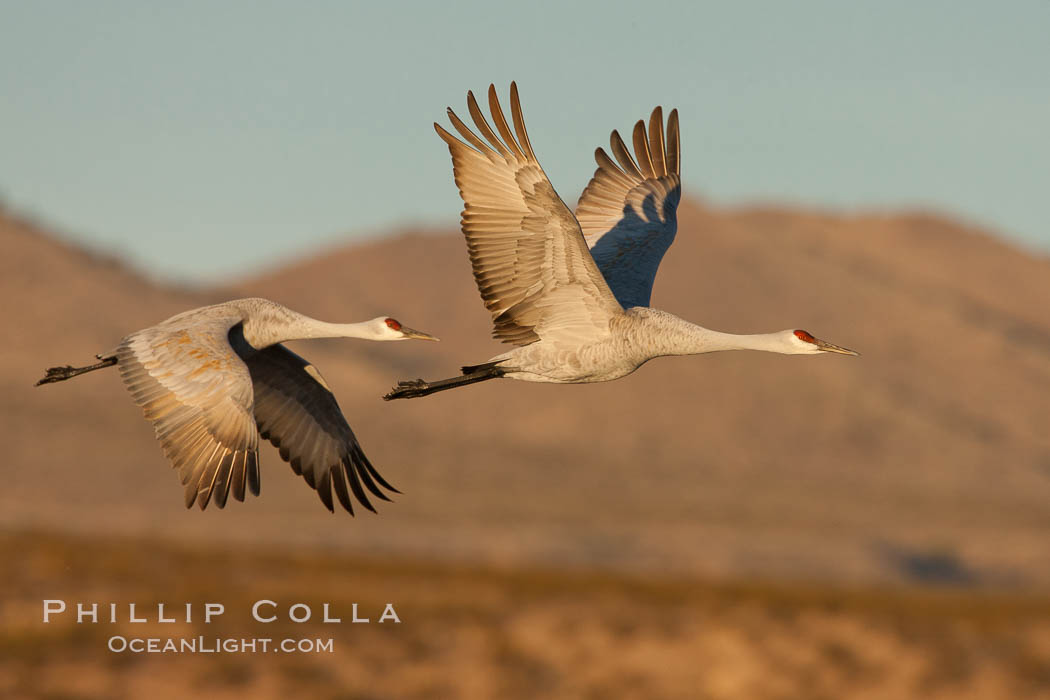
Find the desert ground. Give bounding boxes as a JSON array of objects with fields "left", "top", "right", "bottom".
[{"left": 5, "top": 532, "right": 1050, "bottom": 700}]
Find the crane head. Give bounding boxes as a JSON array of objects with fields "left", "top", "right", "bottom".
[
  {"left": 790, "top": 329, "right": 858, "bottom": 356},
  {"left": 370, "top": 317, "right": 440, "bottom": 342}
]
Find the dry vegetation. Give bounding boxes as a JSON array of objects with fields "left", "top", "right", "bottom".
[{"left": 4, "top": 530, "right": 1050, "bottom": 700}]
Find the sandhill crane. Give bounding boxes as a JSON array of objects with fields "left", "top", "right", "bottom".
[
  {"left": 36, "top": 298, "right": 438, "bottom": 514},
  {"left": 385, "top": 83, "right": 856, "bottom": 401}
]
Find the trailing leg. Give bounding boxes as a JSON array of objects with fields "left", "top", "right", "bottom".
[
  {"left": 35, "top": 355, "right": 117, "bottom": 386},
  {"left": 383, "top": 364, "right": 505, "bottom": 400}
]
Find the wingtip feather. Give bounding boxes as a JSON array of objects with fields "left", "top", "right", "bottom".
[
  {"left": 667, "top": 108, "right": 681, "bottom": 176},
  {"left": 486, "top": 84, "right": 525, "bottom": 161},
  {"left": 509, "top": 82, "right": 536, "bottom": 161},
  {"left": 648, "top": 107, "right": 667, "bottom": 176},
  {"left": 632, "top": 120, "right": 655, "bottom": 179}
]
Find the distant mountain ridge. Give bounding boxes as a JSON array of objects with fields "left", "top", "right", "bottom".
[{"left": 5, "top": 199, "right": 1049, "bottom": 587}]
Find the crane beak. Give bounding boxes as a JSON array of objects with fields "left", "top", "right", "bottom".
[
  {"left": 400, "top": 326, "right": 440, "bottom": 342},
  {"left": 815, "top": 338, "right": 859, "bottom": 356}
]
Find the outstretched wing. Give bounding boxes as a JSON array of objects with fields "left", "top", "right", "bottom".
[
  {"left": 245, "top": 343, "right": 397, "bottom": 515},
  {"left": 575, "top": 107, "right": 681, "bottom": 309},
  {"left": 435, "top": 82, "right": 623, "bottom": 347},
  {"left": 116, "top": 309, "right": 260, "bottom": 511}
]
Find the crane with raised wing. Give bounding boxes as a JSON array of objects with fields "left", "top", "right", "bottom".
[{"left": 385, "top": 83, "right": 855, "bottom": 401}]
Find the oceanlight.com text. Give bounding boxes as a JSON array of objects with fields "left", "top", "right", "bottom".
[{"left": 107, "top": 636, "right": 334, "bottom": 654}]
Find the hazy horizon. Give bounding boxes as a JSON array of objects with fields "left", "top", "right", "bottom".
[{"left": 3, "top": 1, "right": 1048, "bottom": 283}]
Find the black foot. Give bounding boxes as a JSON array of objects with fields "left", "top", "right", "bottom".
[
  {"left": 383, "top": 379, "right": 429, "bottom": 401},
  {"left": 35, "top": 366, "right": 80, "bottom": 386}
]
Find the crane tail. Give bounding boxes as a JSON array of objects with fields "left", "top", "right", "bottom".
[
  {"left": 383, "top": 364, "right": 505, "bottom": 400},
  {"left": 35, "top": 355, "right": 118, "bottom": 386}
]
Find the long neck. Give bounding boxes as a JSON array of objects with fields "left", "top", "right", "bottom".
[
  {"left": 238, "top": 302, "right": 378, "bottom": 349},
  {"left": 280, "top": 319, "right": 377, "bottom": 343},
  {"left": 678, "top": 328, "right": 788, "bottom": 354},
  {"left": 631, "top": 310, "right": 789, "bottom": 357}
]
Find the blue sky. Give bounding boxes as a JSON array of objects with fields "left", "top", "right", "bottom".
[{"left": 2, "top": 1, "right": 1048, "bottom": 282}]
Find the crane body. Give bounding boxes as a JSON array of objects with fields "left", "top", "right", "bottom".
[
  {"left": 386, "top": 84, "right": 856, "bottom": 401},
  {"left": 37, "top": 297, "right": 438, "bottom": 513}
]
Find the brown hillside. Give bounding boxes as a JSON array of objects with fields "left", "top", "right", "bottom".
[{"left": 5, "top": 200, "right": 1050, "bottom": 586}]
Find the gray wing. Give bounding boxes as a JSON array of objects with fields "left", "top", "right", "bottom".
[
  {"left": 575, "top": 107, "right": 681, "bottom": 309},
  {"left": 116, "top": 310, "right": 260, "bottom": 510},
  {"left": 245, "top": 343, "right": 397, "bottom": 515},
  {"left": 435, "top": 82, "right": 623, "bottom": 347}
]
